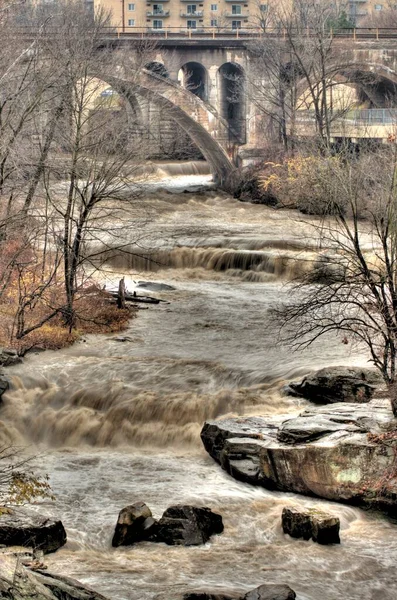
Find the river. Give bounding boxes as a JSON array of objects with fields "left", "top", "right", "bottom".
[{"left": 1, "top": 165, "right": 397, "bottom": 600}]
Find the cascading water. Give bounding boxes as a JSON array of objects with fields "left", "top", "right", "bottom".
[{"left": 1, "top": 165, "right": 396, "bottom": 600}]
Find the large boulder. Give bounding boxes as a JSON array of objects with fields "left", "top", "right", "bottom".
[
  {"left": 0, "top": 553, "right": 109, "bottom": 599},
  {"left": 285, "top": 367, "right": 380, "bottom": 404},
  {"left": 201, "top": 399, "right": 397, "bottom": 510},
  {"left": 112, "top": 501, "right": 155, "bottom": 547},
  {"left": 0, "top": 507, "right": 66, "bottom": 554},
  {"left": 150, "top": 505, "right": 224, "bottom": 546},
  {"left": 243, "top": 585, "right": 296, "bottom": 600},
  {"left": 282, "top": 507, "right": 340, "bottom": 544}
]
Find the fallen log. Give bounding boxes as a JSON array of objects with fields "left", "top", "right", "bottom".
[{"left": 108, "top": 290, "right": 161, "bottom": 304}]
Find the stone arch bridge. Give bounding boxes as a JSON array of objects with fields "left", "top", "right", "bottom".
[{"left": 99, "top": 35, "right": 397, "bottom": 179}]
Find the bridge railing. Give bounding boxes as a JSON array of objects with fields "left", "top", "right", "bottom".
[
  {"left": 296, "top": 109, "right": 397, "bottom": 126},
  {"left": 9, "top": 25, "right": 397, "bottom": 41},
  {"left": 344, "top": 109, "right": 397, "bottom": 125},
  {"left": 107, "top": 26, "right": 397, "bottom": 40}
]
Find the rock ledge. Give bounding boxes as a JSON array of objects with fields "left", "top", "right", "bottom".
[{"left": 201, "top": 399, "right": 397, "bottom": 510}]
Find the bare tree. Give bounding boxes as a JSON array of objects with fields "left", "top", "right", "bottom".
[
  {"left": 247, "top": 0, "right": 356, "bottom": 150},
  {"left": 276, "top": 145, "right": 397, "bottom": 415}
]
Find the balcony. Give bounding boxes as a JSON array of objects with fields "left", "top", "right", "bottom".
[
  {"left": 147, "top": 10, "right": 170, "bottom": 16},
  {"left": 225, "top": 11, "right": 248, "bottom": 17},
  {"left": 180, "top": 10, "right": 203, "bottom": 16},
  {"left": 147, "top": 0, "right": 170, "bottom": 3}
]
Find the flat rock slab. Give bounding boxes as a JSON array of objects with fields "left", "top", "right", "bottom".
[
  {"left": 277, "top": 401, "right": 391, "bottom": 444},
  {"left": 282, "top": 506, "right": 340, "bottom": 544},
  {"left": 201, "top": 400, "right": 397, "bottom": 509},
  {"left": 0, "top": 508, "right": 66, "bottom": 554},
  {"left": 0, "top": 554, "right": 108, "bottom": 599}
]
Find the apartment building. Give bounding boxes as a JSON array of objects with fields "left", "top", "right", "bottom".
[
  {"left": 348, "top": 0, "right": 397, "bottom": 25},
  {"left": 95, "top": 0, "right": 272, "bottom": 32}
]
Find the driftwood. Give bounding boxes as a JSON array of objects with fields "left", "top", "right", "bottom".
[
  {"left": 117, "top": 278, "right": 126, "bottom": 309},
  {"left": 108, "top": 290, "right": 161, "bottom": 305}
]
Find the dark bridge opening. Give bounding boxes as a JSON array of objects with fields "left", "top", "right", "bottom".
[
  {"left": 145, "top": 62, "right": 169, "bottom": 78},
  {"left": 343, "top": 71, "right": 397, "bottom": 108},
  {"left": 218, "top": 62, "right": 246, "bottom": 144},
  {"left": 178, "top": 62, "right": 208, "bottom": 101}
]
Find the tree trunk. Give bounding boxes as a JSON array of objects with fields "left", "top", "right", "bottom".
[{"left": 117, "top": 277, "right": 126, "bottom": 309}]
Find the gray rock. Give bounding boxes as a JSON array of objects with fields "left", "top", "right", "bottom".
[
  {"left": 282, "top": 507, "right": 340, "bottom": 544},
  {"left": 243, "top": 585, "right": 296, "bottom": 600},
  {"left": 0, "top": 554, "right": 108, "bottom": 599},
  {"left": 0, "top": 348, "right": 22, "bottom": 367},
  {"left": 201, "top": 399, "right": 397, "bottom": 510},
  {"left": 34, "top": 570, "right": 110, "bottom": 599},
  {"left": 286, "top": 366, "right": 380, "bottom": 404},
  {"left": 112, "top": 501, "right": 154, "bottom": 547},
  {"left": 0, "top": 508, "right": 66, "bottom": 554},
  {"left": 150, "top": 505, "right": 224, "bottom": 546}
]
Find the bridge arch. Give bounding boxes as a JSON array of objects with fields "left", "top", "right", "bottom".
[
  {"left": 178, "top": 61, "right": 209, "bottom": 102},
  {"left": 217, "top": 62, "right": 246, "bottom": 144},
  {"left": 102, "top": 70, "right": 235, "bottom": 183},
  {"left": 335, "top": 65, "right": 397, "bottom": 108},
  {"left": 296, "top": 62, "right": 397, "bottom": 111}
]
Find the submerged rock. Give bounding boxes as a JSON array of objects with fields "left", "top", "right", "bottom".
[
  {"left": 243, "top": 584, "right": 296, "bottom": 600},
  {"left": 112, "top": 501, "right": 155, "bottom": 547},
  {"left": 183, "top": 584, "right": 296, "bottom": 600},
  {"left": 150, "top": 505, "right": 224, "bottom": 546},
  {"left": 282, "top": 507, "right": 340, "bottom": 544},
  {"left": 201, "top": 400, "right": 397, "bottom": 510},
  {"left": 183, "top": 594, "right": 239, "bottom": 600},
  {"left": 285, "top": 366, "right": 380, "bottom": 404},
  {"left": 0, "top": 553, "right": 108, "bottom": 599},
  {"left": 0, "top": 508, "right": 66, "bottom": 554}
]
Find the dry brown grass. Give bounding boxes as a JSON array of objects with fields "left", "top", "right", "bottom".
[{"left": 0, "top": 284, "right": 134, "bottom": 354}]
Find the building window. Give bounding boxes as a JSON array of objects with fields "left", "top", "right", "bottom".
[
  {"left": 128, "top": 3, "right": 135, "bottom": 10},
  {"left": 152, "top": 19, "right": 163, "bottom": 28},
  {"left": 232, "top": 5, "right": 242, "bottom": 15},
  {"left": 232, "top": 20, "right": 241, "bottom": 29},
  {"left": 187, "top": 4, "right": 197, "bottom": 13},
  {"left": 153, "top": 4, "right": 163, "bottom": 14},
  {"left": 128, "top": 18, "right": 135, "bottom": 25},
  {"left": 211, "top": 18, "right": 217, "bottom": 26},
  {"left": 187, "top": 19, "right": 197, "bottom": 28},
  {"left": 374, "top": 4, "right": 383, "bottom": 9},
  {"left": 211, "top": 4, "right": 217, "bottom": 10},
  {"left": 260, "top": 4, "right": 267, "bottom": 11}
]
